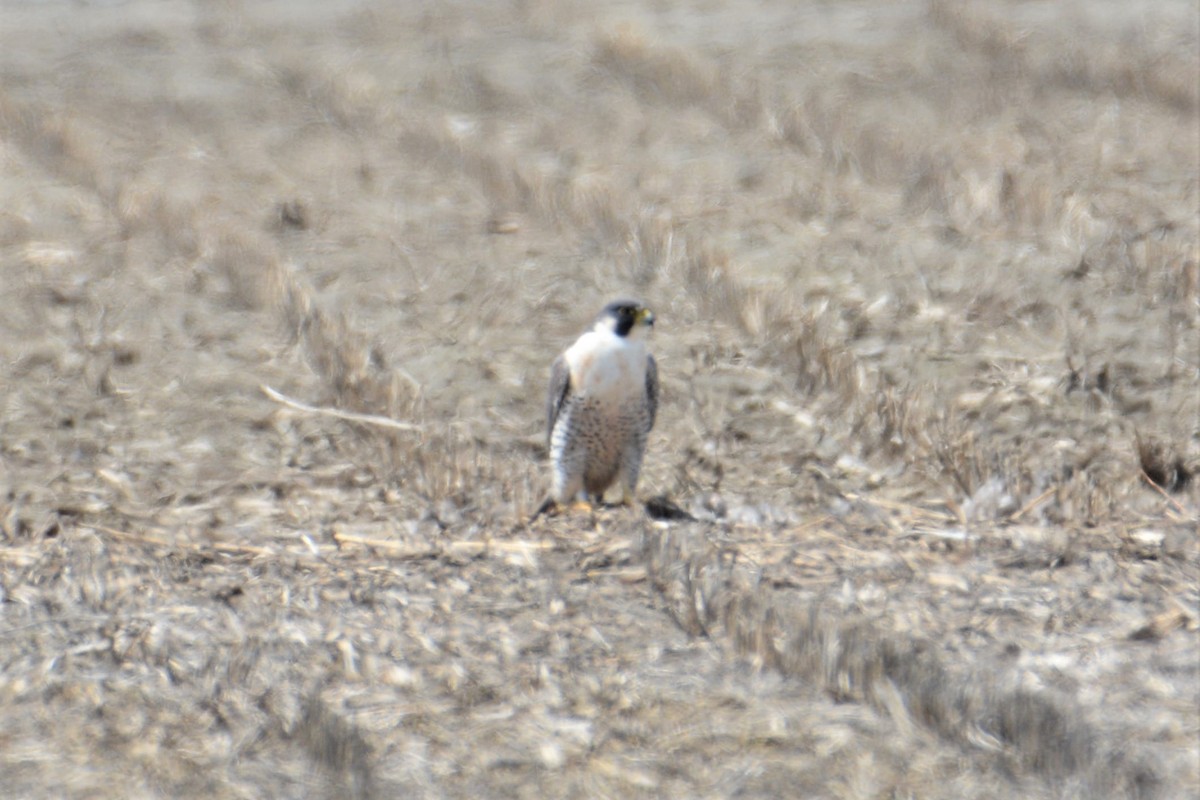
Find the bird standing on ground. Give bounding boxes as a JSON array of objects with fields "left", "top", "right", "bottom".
[{"left": 542, "top": 299, "right": 658, "bottom": 512}]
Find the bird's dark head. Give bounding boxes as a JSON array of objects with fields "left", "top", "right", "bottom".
[{"left": 595, "top": 299, "right": 655, "bottom": 338}]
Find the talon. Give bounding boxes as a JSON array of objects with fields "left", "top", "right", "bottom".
[{"left": 529, "top": 496, "right": 560, "bottom": 522}]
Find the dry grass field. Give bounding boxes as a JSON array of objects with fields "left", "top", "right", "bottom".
[{"left": 1, "top": 0, "right": 1198, "bottom": 797}]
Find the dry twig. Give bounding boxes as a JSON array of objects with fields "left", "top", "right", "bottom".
[{"left": 261, "top": 384, "right": 424, "bottom": 432}]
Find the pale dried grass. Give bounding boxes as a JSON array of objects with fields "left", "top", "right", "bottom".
[{"left": 644, "top": 524, "right": 1166, "bottom": 798}]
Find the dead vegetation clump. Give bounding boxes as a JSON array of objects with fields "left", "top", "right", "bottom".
[
  {"left": 1136, "top": 434, "right": 1195, "bottom": 496},
  {"left": 592, "top": 28, "right": 721, "bottom": 110},
  {"left": 643, "top": 523, "right": 1171, "bottom": 799}
]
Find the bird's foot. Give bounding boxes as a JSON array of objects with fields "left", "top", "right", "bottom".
[
  {"left": 528, "top": 496, "right": 596, "bottom": 523},
  {"left": 613, "top": 490, "right": 638, "bottom": 509},
  {"left": 529, "top": 496, "right": 560, "bottom": 523}
]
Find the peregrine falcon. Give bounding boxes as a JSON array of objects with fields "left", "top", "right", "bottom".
[{"left": 542, "top": 299, "right": 658, "bottom": 511}]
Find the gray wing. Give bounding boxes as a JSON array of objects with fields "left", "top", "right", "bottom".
[
  {"left": 644, "top": 354, "right": 659, "bottom": 431},
  {"left": 546, "top": 355, "right": 572, "bottom": 447}
]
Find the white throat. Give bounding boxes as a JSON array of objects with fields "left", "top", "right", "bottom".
[{"left": 564, "top": 328, "right": 647, "bottom": 399}]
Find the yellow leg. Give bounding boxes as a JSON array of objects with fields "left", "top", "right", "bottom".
[{"left": 616, "top": 482, "right": 637, "bottom": 508}]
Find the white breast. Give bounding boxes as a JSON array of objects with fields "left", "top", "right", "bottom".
[{"left": 564, "top": 330, "right": 646, "bottom": 402}]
